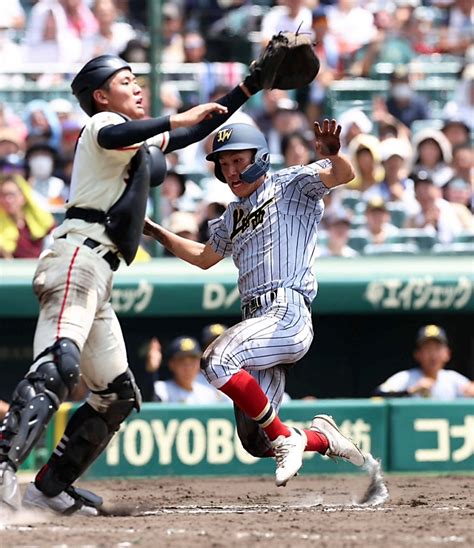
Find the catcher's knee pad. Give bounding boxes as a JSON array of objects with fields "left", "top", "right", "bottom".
[{"left": 0, "top": 338, "right": 80, "bottom": 469}]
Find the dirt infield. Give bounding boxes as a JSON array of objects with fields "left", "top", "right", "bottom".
[{"left": 1, "top": 474, "right": 473, "bottom": 547}]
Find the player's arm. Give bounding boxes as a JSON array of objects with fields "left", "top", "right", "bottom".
[
  {"left": 313, "top": 119, "right": 355, "bottom": 189},
  {"left": 163, "top": 83, "right": 253, "bottom": 153},
  {"left": 97, "top": 103, "right": 229, "bottom": 149},
  {"left": 143, "top": 218, "right": 223, "bottom": 270}
]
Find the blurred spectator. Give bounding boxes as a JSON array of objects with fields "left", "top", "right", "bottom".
[
  {"left": 411, "top": 128, "right": 453, "bottom": 187},
  {"left": 161, "top": 3, "right": 185, "bottom": 63},
  {"left": 385, "top": 67, "right": 430, "bottom": 129},
  {"left": 438, "top": 0, "right": 473, "bottom": 55},
  {"left": 84, "top": 0, "right": 135, "bottom": 59},
  {"left": 61, "top": 0, "right": 99, "bottom": 40},
  {"left": 281, "top": 131, "right": 314, "bottom": 168},
  {"left": 266, "top": 98, "right": 310, "bottom": 156},
  {"left": 24, "top": 0, "right": 82, "bottom": 64},
  {"left": 442, "top": 64, "right": 474, "bottom": 133},
  {"left": 182, "top": 30, "right": 216, "bottom": 104},
  {"left": 198, "top": 200, "right": 226, "bottom": 243},
  {"left": 448, "top": 143, "right": 473, "bottom": 190},
  {"left": 405, "top": 5, "right": 439, "bottom": 55},
  {"left": 406, "top": 170, "right": 463, "bottom": 243},
  {"left": 0, "top": 174, "right": 55, "bottom": 259},
  {"left": 318, "top": 211, "right": 358, "bottom": 257},
  {"left": 24, "top": 100, "right": 62, "bottom": 151},
  {"left": 201, "top": 323, "right": 228, "bottom": 351},
  {"left": 364, "top": 137, "right": 417, "bottom": 213},
  {"left": 327, "top": 0, "right": 377, "bottom": 59},
  {"left": 0, "top": 128, "right": 23, "bottom": 160},
  {"left": 0, "top": 400, "right": 8, "bottom": 421},
  {"left": 337, "top": 108, "right": 373, "bottom": 153},
  {"left": 0, "top": 0, "right": 25, "bottom": 30},
  {"left": 0, "top": 103, "right": 28, "bottom": 142},
  {"left": 120, "top": 36, "right": 149, "bottom": 63},
  {"left": 441, "top": 118, "right": 470, "bottom": 149},
  {"left": 253, "top": 89, "right": 293, "bottom": 138},
  {"left": 374, "top": 325, "right": 474, "bottom": 399},
  {"left": 260, "top": 0, "right": 313, "bottom": 46},
  {"left": 0, "top": 18, "right": 25, "bottom": 68},
  {"left": 363, "top": 197, "right": 398, "bottom": 244},
  {"left": 350, "top": 3, "right": 414, "bottom": 78},
  {"left": 25, "top": 143, "right": 68, "bottom": 212},
  {"left": 162, "top": 211, "right": 200, "bottom": 257},
  {"left": 347, "top": 134, "right": 384, "bottom": 191},
  {"left": 443, "top": 179, "right": 474, "bottom": 229},
  {"left": 306, "top": 6, "right": 341, "bottom": 122},
  {"left": 150, "top": 336, "right": 227, "bottom": 403}
]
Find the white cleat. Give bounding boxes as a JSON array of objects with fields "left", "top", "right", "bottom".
[
  {"left": 311, "top": 414, "right": 365, "bottom": 467},
  {"left": 271, "top": 427, "right": 307, "bottom": 487},
  {"left": 0, "top": 461, "right": 21, "bottom": 511},
  {"left": 23, "top": 483, "right": 99, "bottom": 516}
]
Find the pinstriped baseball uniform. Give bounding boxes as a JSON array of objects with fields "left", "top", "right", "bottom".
[{"left": 202, "top": 160, "right": 330, "bottom": 455}]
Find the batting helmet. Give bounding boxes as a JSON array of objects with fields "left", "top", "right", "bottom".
[
  {"left": 71, "top": 55, "right": 131, "bottom": 117},
  {"left": 206, "top": 124, "right": 270, "bottom": 183}
]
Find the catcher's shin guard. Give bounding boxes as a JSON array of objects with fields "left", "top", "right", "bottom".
[
  {"left": 36, "top": 369, "right": 141, "bottom": 497},
  {"left": 0, "top": 338, "right": 80, "bottom": 469}
]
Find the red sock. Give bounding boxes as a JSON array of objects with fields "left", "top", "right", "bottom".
[
  {"left": 220, "top": 370, "right": 291, "bottom": 441},
  {"left": 303, "top": 429, "right": 329, "bottom": 454}
]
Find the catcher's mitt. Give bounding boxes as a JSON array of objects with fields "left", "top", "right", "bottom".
[{"left": 244, "top": 32, "right": 320, "bottom": 94}]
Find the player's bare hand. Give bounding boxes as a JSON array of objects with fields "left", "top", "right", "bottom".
[
  {"left": 314, "top": 119, "right": 341, "bottom": 157},
  {"left": 171, "top": 103, "right": 228, "bottom": 129},
  {"left": 146, "top": 337, "right": 162, "bottom": 373},
  {"left": 143, "top": 217, "right": 158, "bottom": 237}
]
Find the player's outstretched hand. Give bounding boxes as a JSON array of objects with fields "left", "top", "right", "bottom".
[
  {"left": 143, "top": 217, "right": 158, "bottom": 237},
  {"left": 314, "top": 119, "right": 342, "bottom": 157},
  {"left": 171, "top": 103, "right": 228, "bottom": 129}
]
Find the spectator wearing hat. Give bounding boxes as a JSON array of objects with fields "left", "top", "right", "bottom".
[
  {"left": 364, "top": 137, "right": 417, "bottom": 214},
  {"left": 318, "top": 211, "right": 358, "bottom": 257},
  {"left": 0, "top": 128, "right": 23, "bottom": 160},
  {"left": 411, "top": 128, "right": 454, "bottom": 188},
  {"left": 337, "top": 108, "right": 373, "bottom": 153},
  {"left": 346, "top": 134, "right": 384, "bottom": 192},
  {"left": 0, "top": 174, "right": 55, "bottom": 259},
  {"left": 406, "top": 170, "right": 463, "bottom": 243},
  {"left": 385, "top": 67, "right": 430, "bottom": 129},
  {"left": 26, "top": 143, "right": 68, "bottom": 212},
  {"left": 374, "top": 325, "right": 474, "bottom": 399},
  {"left": 363, "top": 197, "right": 398, "bottom": 244},
  {"left": 266, "top": 98, "right": 310, "bottom": 157},
  {"left": 201, "top": 323, "right": 229, "bottom": 351},
  {"left": 161, "top": 3, "right": 185, "bottom": 63},
  {"left": 151, "top": 336, "right": 227, "bottom": 404}
]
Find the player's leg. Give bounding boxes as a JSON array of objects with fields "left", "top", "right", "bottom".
[
  {"left": 0, "top": 246, "right": 98, "bottom": 510},
  {"left": 202, "top": 299, "right": 313, "bottom": 485},
  {"left": 24, "top": 304, "right": 141, "bottom": 515},
  {"left": 234, "top": 367, "right": 330, "bottom": 458}
]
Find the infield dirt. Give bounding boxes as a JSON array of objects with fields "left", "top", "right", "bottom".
[{"left": 1, "top": 474, "right": 473, "bottom": 547}]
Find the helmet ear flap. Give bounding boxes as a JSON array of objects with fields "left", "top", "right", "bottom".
[{"left": 240, "top": 151, "right": 270, "bottom": 183}]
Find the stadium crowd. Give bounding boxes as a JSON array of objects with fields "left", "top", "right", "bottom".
[{"left": 0, "top": 0, "right": 472, "bottom": 259}]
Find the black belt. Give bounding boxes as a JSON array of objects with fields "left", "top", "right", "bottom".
[
  {"left": 242, "top": 290, "right": 277, "bottom": 317},
  {"left": 59, "top": 236, "right": 120, "bottom": 271}
]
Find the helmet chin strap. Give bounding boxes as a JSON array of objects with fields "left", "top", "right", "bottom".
[{"left": 239, "top": 152, "right": 270, "bottom": 183}]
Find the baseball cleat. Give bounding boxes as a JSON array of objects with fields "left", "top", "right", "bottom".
[
  {"left": 23, "top": 483, "right": 101, "bottom": 516},
  {"left": 271, "top": 427, "right": 307, "bottom": 487},
  {"left": 0, "top": 461, "right": 21, "bottom": 511},
  {"left": 311, "top": 414, "right": 365, "bottom": 467}
]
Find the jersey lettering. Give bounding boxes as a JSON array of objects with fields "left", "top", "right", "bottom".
[{"left": 230, "top": 197, "right": 274, "bottom": 240}]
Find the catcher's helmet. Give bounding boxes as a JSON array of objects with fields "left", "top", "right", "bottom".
[
  {"left": 206, "top": 124, "right": 270, "bottom": 183},
  {"left": 71, "top": 55, "right": 131, "bottom": 117}
]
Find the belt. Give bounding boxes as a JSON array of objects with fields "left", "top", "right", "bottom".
[
  {"left": 59, "top": 236, "right": 120, "bottom": 271},
  {"left": 242, "top": 288, "right": 311, "bottom": 318},
  {"left": 242, "top": 290, "right": 277, "bottom": 317}
]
